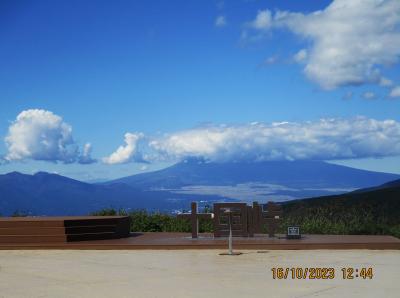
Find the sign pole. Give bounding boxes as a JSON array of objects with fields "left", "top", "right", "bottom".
[
  {"left": 228, "top": 213, "right": 233, "bottom": 255},
  {"left": 220, "top": 209, "right": 242, "bottom": 256}
]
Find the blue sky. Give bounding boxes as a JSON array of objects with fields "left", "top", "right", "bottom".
[{"left": 1, "top": 0, "right": 400, "bottom": 180}]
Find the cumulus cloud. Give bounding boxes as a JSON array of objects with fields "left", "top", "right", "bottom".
[
  {"left": 5, "top": 109, "right": 95, "bottom": 164},
  {"left": 389, "top": 86, "right": 400, "bottom": 98},
  {"left": 293, "top": 49, "right": 307, "bottom": 63},
  {"left": 78, "top": 143, "right": 97, "bottom": 164},
  {"left": 246, "top": 0, "right": 400, "bottom": 90},
  {"left": 249, "top": 10, "right": 272, "bottom": 30},
  {"left": 147, "top": 117, "right": 400, "bottom": 162},
  {"left": 215, "top": 15, "right": 227, "bottom": 27},
  {"left": 102, "top": 133, "right": 145, "bottom": 165},
  {"left": 101, "top": 118, "right": 400, "bottom": 165}
]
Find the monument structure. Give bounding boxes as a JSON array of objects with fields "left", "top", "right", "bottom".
[
  {"left": 177, "top": 202, "right": 213, "bottom": 238},
  {"left": 178, "top": 201, "right": 282, "bottom": 238}
]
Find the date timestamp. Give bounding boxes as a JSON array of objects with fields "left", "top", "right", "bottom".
[{"left": 271, "top": 267, "right": 373, "bottom": 280}]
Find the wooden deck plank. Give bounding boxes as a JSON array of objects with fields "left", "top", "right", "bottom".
[
  {"left": 0, "top": 232, "right": 399, "bottom": 250},
  {"left": 0, "top": 216, "right": 131, "bottom": 242}
]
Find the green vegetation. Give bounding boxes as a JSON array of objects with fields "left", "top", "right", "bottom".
[
  {"left": 90, "top": 209, "right": 213, "bottom": 233},
  {"left": 281, "top": 187, "right": 400, "bottom": 238},
  {"left": 91, "top": 208, "right": 128, "bottom": 216},
  {"left": 91, "top": 185, "right": 400, "bottom": 238}
]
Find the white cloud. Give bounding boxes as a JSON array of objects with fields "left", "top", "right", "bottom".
[
  {"left": 362, "top": 91, "right": 376, "bottom": 100},
  {"left": 249, "top": 10, "right": 272, "bottom": 30},
  {"left": 102, "top": 133, "right": 144, "bottom": 165},
  {"left": 79, "top": 143, "right": 96, "bottom": 164},
  {"left": 389, "top": 86, "right": 400, "bottom": 98},
  {"left": 215, "top": 15, "right": 227, "bottom": 27},
  {"left": 293, "top": 49, "right": 307, "bottom": 63},
  {"left": 246, "top": 0, "right": 400, "bottom": 90},
  {"left": 5, "top": 109, "right": 94, "bottom": 164},
  {"left": 148, "top": 117, "right": 400, "bottom": 162}
]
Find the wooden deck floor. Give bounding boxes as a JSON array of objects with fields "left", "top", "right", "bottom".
[
  {"left": 1, "top": 232, "right": 399, "bottom": 250},
  {"left": 0, "top": 216, "right": 131, "bottom": 243}
]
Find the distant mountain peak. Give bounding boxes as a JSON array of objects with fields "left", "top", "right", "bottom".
[
  {"left": 34, "top": 171, "right": 51, "bottom": 176},
  {"left": 106, "top": 159, "right": 400, "bottom": 193},
  {"left": 5, "top": 171, "right": 24, "bottom": 176},
  {"left": 6, "top": 171, "right": 23, "bottom": 175}
]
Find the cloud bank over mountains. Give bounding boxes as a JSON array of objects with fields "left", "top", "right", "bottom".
[
  {"left": 107, "top": 117, "right": 400, "bottom": 164},
  {"left": 4, "top": 109, "right": 95, "bottom": 164},
  {"left": 2, "top": 110, "right": 400, "bottom": 165},
  {"left": 245, "top": 0, "right": 400, "bottom": 90}
]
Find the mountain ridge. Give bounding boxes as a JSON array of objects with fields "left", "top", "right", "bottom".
[
  {"left": 105, "top": 160, "right": 399, "bottom": 191},
  {"left": 0, "top": 171, "right": 181, "bottom": 216},
  {"left": 0, "top": 161, "right": 399, "bottom": 216}
]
